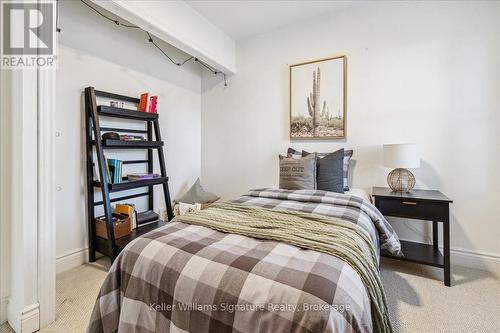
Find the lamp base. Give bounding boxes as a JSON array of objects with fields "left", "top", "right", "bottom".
[{"left": 387, "top": 168, "right": 415, "bottom": 192}]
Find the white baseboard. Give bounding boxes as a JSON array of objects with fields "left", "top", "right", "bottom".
[
  {"left": 451, "top": 247, "right": 500, "bottom": 277},
  {"left": 56, "top": 248, "right": 89, "bottom": 274},
  {"left": 7, "top": 302, "right": 39, "bottom": 333},
  {"left": 0, "top": 297, "right": 8, "bottom": 324},
  {"left": 21, "top": 303, "right": 39, "bottom": 333},
  {"left": 397, "top": 237, "right": 500, "bottom": 277}
]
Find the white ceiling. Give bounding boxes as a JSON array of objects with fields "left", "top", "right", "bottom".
[{"left": 186, "top": 1, "right": 354, "bottom": 41}]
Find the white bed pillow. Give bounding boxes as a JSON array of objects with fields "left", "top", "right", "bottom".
[{"left": 345, "top": 188, "right": 371, "bottom": 202}]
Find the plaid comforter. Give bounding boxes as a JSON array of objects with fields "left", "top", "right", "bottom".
[{"left": 88, "top": 189, "right": 400, "bottom": 333}]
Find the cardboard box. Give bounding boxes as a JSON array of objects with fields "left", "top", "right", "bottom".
[{"left": 95, "top": 213, "right": 131, "bottom": 239}]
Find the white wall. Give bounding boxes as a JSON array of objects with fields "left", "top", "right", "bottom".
[
  {"left": 5, "top": 69, "right": 41, "bottom": 333},
  {"left": 201, "top": 1, "right": 500, "bottom": 272},
  {"left": 55, "top": 0, "right": 201, "bottom": 269},
  {"left": 0, "top": 61, "right": 12, "bottom": 325},
  {"left": 93, "top": 0, "right": 236, "bottom": 74}
]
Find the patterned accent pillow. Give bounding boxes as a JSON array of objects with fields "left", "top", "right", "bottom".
[
  {"left": 302, "top": 149, "right": 353, "bottom": 191},
  {"left": 279, "top": 153, "right": 317, "bottom": 190}
]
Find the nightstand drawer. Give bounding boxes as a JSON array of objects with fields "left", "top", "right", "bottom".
[{"left": 377, "top": 198, "right": 449, "bottom": 221}]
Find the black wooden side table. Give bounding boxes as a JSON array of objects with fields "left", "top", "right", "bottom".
[{"left": 372, "top": 187, "right": 453, "bottom": 286}]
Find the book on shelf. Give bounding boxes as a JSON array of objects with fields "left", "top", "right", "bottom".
[
  {"left": 148, "top": 96, "right": 158, "bottom": 113},
  {"left": 107, "top": 159, "right": 116, "bottom": 183},
  {"left": 94, "top": 160, "right": 106, "bottom": 183},
  {"left": 104, "top": 156, "right": 112, "bottom": 183},
  {"left": 117, "top": 160, "right": 123, "bottom": 183},
  {"left": 137, "top": 93, "right": 149, "bottom": 112},
  {"left": 106, "top": 158, "right": 123, "bottom": 183},
  {"left": 137, "top": 93, "right": 158, "bottom": 113},
  {"left": 137, "top": 210, "right": 159, "bottom": 226},
  {"left": 119, "top": 134, "right": 145, "bottom": 141},
  {"left": 114, "top": 203, "right": 137, "bottom": 230},
  {"left": 127, "top": 173, "right": 160, "bottom": 181}
]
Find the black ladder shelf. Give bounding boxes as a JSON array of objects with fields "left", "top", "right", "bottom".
[{"left": 84, "top": 87, "right": 174, "bottom": 262}]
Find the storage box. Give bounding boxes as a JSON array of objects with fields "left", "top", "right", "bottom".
[{"left": 95, "top": 213, "right": 131, "bottom": 239}]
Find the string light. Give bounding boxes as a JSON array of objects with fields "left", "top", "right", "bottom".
[
  {"left": 79, "top": 0, "right": 140, "bottom": 29},
  {"left": 58, "top": 0, "right": 228, "bottom": 87}
]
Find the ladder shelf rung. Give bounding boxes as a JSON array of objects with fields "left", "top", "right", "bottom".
[
  {"left": 98, "top": 105, "right": 158, "bottom": 121},
  {"left": 94, "top": 90, "right": 140, "bottom": 104},
  {"left": 122, "top": 160, "right": 149, "bottom": 164},
  {"left": 93, "top": 139, "right": 163, "bottom": 149},
  {"left": 100, "top": 127, "right": 148, "bottom": 134},
  {"left": 93, "top": 191, "right": 149, "bottom": 206},
  {"left": 93, "top": 177, "right": 169, "bottom": 192}
]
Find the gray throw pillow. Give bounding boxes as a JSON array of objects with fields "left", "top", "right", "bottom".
[
  {"left": 176, "top": 178, "right": 220, "bottom": 204},
  {"left": 303, "top": 149, "right": 344, "bottom": 193},
  {"left": 286, "top": 147, "right": 302, "bottom": 159},
  {"left": 303, "top": 149, "right": 353, "bottom": 191},
  {"left": 279, "top": 153, "right": 317, "bottom": 190}
]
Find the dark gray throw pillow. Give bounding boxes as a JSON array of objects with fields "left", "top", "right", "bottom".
[
  {"left": 303, "top": 149, "right": 353, "bottom": 191},
  {"left": 279, "top": 153, "right": 317, "bottom": 190},
  {"left": 303, "top": 149, "right": 344, "bottom": 193}
]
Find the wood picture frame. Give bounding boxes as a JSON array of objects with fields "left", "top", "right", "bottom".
[{"left": 289, "top": 55, "right": 347, "bottom": 140}]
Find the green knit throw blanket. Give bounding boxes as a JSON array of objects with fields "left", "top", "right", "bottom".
[{"left": 175, "top": 202, "right": 393, "bottom": 333}]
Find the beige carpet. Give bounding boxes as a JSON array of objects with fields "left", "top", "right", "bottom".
[
  {"left": 380, "top": 259, "right": 500, "bottom": 333},
  {"left": 0, "top": 259, "right": 109, "bottom": 333},
  {"left": 1, "top": 259, "right": 499, "bottom": 332}
]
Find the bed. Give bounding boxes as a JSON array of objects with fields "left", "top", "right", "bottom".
[
  {"left": 345, "top": 188, "right": 372, "bottom": 203},
  {"left": 88, "top": 188, "right": 401, "bottom": 333}
]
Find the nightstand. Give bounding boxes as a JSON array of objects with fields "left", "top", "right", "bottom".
[{"left": 372, "top": 187, "right": 453, "bottom": 286}]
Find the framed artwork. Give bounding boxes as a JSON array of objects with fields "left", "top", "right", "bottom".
[{"left": 289, "top": 55, "right": 346, "bottom": 139}]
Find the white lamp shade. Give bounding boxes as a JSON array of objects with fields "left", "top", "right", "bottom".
[{"left": 383, "top": 143, "right": 420, "bottom": 168}]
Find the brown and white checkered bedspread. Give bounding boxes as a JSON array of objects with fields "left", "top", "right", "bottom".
[{"left": 88, "top": 188, "right": 400, "bottom": 333}]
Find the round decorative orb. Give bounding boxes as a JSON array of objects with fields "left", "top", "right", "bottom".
[{"left": 387, "top": 168, "right": 415, "bottom": 192}]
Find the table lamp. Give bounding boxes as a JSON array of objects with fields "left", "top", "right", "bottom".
[{"left": 383, "top": 143, "right": 420, "bottom": 192}]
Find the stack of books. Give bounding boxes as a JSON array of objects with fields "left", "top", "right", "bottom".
[
  {"left": 119, "top": 134, "right": 145, "bottom": 141},
  {"left": 127, "top": 173, "right": 160, "bottom": 181},
  {"left": 114, "top": 204, "right": 159, "bottom": 229},
  {"left": 101, "top": 162, "right": 162, "bottom": 184},
  {"left": 137, "top": 210, "right": 159, "bottom": 226}
]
